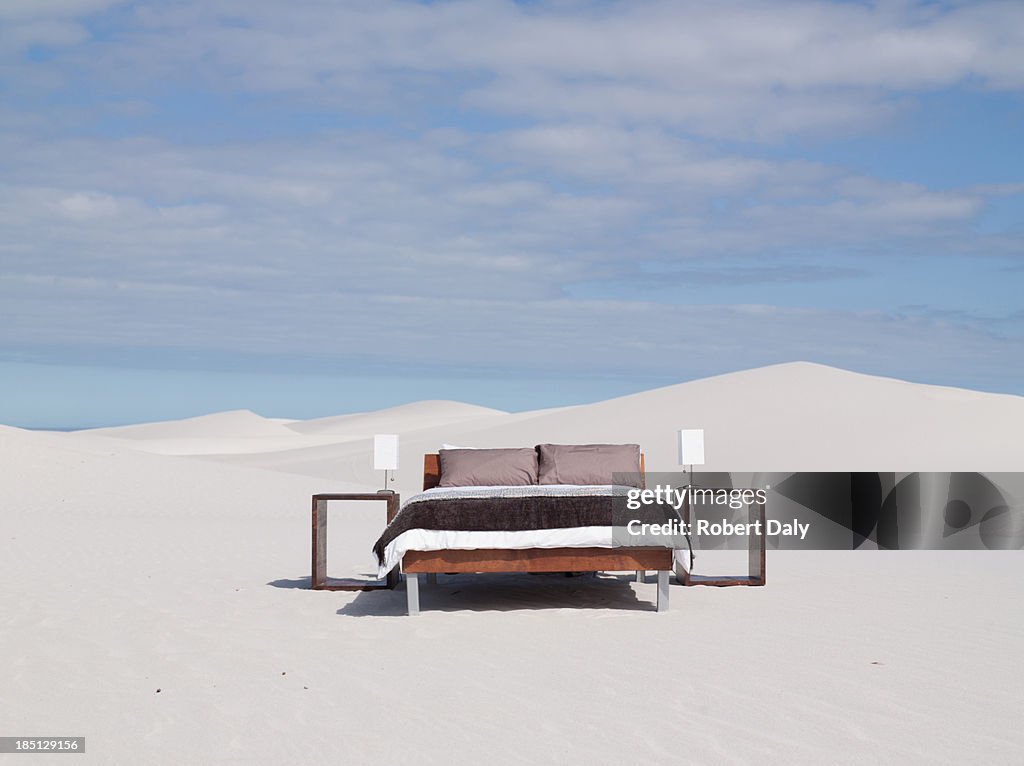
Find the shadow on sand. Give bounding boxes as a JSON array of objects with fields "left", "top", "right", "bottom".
[
  {"left": 334, "top": 572, "right": 663, "bottom": 617},
  {"left": 267, "top": 577, "right": 313, "bottom": 589}
]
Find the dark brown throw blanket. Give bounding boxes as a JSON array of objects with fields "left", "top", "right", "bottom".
[{"left": 372, "top": 493, "right": 669, "bottom": 565}]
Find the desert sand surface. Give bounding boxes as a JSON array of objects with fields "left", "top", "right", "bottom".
[{"left": 3, "top": 363, "right": 1022, "bottom": 764}]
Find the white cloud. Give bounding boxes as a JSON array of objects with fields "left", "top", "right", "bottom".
[
  {"left": 21, "top": 0, "right": 1016, "bottom": 139},
  {"left": 0, "top": 0, "right": 123, "bottom": 21},
  {"left": 2, "top": 272, "right": 1022, "bottom": 394},
  {"left": 56, "top": 191, "right": 122, "bottom": 221},
  {"left": 0, "top": 1, "right": 1022, "bottom": 396},
  {"left": 0, "top": 20, "right": 89, "bottom": 52},
  {"left": 0, "top": 0, "right": 123, "bottom": 56},
  {"left": 0, "top": 125, "right": 1011, "bottom": 305}
]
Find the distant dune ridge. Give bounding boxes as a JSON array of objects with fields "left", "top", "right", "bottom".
[
  {"left": 284, "top": 400, "right": 506, "bottom": 436},
  {"left": 82, "top": 408, "right": 294, "bottom": 440},
  {"left": 60, "top": 362, "right": 1024, "bottom": 491},
  {"left": 2, "top": 362, "right": 1021, "bottom": 764}
]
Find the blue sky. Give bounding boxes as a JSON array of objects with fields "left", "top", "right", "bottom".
[{"left": 1, "top": 0, "right": 1022, "bottom": 428}]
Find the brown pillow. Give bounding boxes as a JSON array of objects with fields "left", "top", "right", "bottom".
[
  {"left": 438, "top": 448, "right": 539, "bottom": 487},
  {"left": 537, "top": 443, "right": 642, "bottom": 487}
]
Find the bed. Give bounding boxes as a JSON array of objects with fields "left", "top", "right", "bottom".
[{"left": 372, "top": 448, "right": 674, "bottom": 615}]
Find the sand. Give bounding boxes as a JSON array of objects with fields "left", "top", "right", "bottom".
[{"left": 2, "top": 363, "right": 1022, "bottom": 764}]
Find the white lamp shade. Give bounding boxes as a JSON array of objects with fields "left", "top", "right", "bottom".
[
  {"left": 678, "top": 429, "right": 705, "bottom": 466},
  {"left": 373, "top": 434, "right": 399, "bottom": 471}
]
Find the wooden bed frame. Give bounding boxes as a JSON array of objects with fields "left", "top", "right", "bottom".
[{"left": 399, "top": 453, "right": 673, "bottom": 614}]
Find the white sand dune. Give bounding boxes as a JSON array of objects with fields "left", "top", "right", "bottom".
[
  {"left": 286, "top": 399, "right": 506, "bottom": 435},
  {"left": 71, "top": 401, "right": 510, "bottom": 458},
  {"left": 82, "top": 409, "right": 294, "bottom": 440},
  {"left": 191, "top": 363, "right": 1024, "bottom": 499},
  {"left": 2, "top": 364, "right": 1022, "bottom": 764},
  {"left": 415, "top": 361, "right": 1024, "bottom": 474}
]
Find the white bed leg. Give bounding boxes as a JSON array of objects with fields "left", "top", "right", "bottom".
[
  {"left": 656, "top": 570, "right": 670, "bottom": 612},
  {"left": 426, "top": 573, "right": 437, "bottom": 586},
  {"left": 635, "top": 570, "right": 644, "bottom": 583},
  {"left": 407, "top": 573, "right": 420, "bottom": 616}
]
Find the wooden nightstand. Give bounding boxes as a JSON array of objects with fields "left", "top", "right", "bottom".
[
  {"left": 311, "top": 492, "right": 400, "bottom": 590},
  {"left": 677, "top": 488, "right": 766, "bottom": 586}
]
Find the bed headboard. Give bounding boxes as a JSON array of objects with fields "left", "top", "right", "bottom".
[{"left": 422, "top": 452, "right": 646, "bottom": 490}]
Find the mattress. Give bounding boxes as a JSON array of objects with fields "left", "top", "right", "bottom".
[{"left": 374, "top": 484, "right": 644, "bottom": 577}]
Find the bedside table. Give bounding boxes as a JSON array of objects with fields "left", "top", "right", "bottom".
[
  {"left": 676, "top": 487, "right": 766, "bottom": 586},
  {"left": 311, "top": 492, "right": 400, "bottom": 590}
]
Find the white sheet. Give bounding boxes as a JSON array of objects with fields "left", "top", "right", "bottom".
[
  {"left": 376, "top": 485, "right": 636, "bottom": 577},
  {"left": 378, "top": 526, "right": 616, "bottom": 577}
]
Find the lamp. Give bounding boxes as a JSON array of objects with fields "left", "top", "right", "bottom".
[
  {"left": 677, "top": 428, "right": 705, "bottom": 486},
  {"left": 373, "top": 434, "right": 399, "bottom": 493}
]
